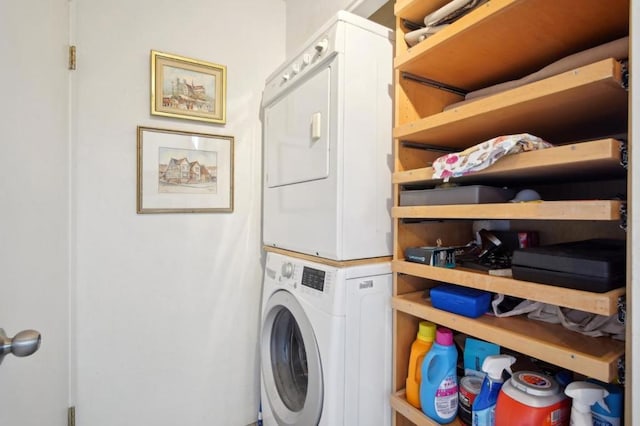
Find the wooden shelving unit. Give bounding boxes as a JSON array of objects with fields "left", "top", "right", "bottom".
[
  {"left": 393, "top": 292, "right": 624, "bottom": 383},
  {"left": 393, "top": 260, "right": 624, "bottom": 316},
  {"left": 390, "top": 1, "right": 630, "bottom": 425},
  {"left": 393, "top": 138, "right": 625, "bottom": 186},
  {"left": 394, "top": 58, "right": 628, "bottom": 147},
  {"left": 394, "top": 0, "right": 629, "bottom": 91}
]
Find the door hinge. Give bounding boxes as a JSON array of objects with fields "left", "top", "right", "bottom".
[
  {"left": 68, "top": 406, "right": 76, "bottom": 426},
  {"left": 69, "top": 45, "right": 77, "bottom": 70}
]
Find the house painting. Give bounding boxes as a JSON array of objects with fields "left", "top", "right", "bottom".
[{"left": 161, "top": 157, "right": 214, "bottom": 185}]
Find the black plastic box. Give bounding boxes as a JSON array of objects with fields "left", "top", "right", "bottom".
[{"left": 511, "top": 239, "right": 625, "bottom": 293}]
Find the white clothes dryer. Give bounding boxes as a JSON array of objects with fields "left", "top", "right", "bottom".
[
  {"left": 261, "top": 11, "right": 393, "bottom": 261},
  {"left": 260, "top": 251, "right": 392, "bottom": 426}
]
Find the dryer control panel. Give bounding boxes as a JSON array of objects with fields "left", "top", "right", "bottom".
[{"left": 262, "top": 28, "right": 338, "bottom": 106}]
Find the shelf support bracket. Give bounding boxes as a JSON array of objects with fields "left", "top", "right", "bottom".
[
  {"left": 619, "top": 204, "right": 627, "bottom": 232},
  {"left": 617, "top": 295, "right": 626, "bottom": 324},
  {"left": 619, "top": 140, "right": 628, "bottom": 170},
  {"left": 620, "top": 60, "right": 629, "bottom": 90},
  {"left": 401, "top": 72, "right": 468, "bottom": 96},
  {"left": 615, "top": 295, "right": 625, "bottom": 385},
  {"left": 617, "top": 356, "right": 625, "bottom": 385}
]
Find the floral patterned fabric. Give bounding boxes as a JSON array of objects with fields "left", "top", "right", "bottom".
[{"left": 432, "top": 133, "right": 553, "bottom": 181}]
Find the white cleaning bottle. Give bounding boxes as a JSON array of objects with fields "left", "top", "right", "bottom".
[
  {"left": 564, "top": 381, "right": 610, "bottom": 426},
  {"left": 472, "top": 354, "right": 516, "bottom": 426}
]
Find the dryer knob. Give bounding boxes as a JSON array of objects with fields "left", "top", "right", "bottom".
[
  {"left": 314, "top": 39, "right": 329, "bottom": 55},
  {"left": 281, "top": 262, "right": 294, "bottom": 279}
]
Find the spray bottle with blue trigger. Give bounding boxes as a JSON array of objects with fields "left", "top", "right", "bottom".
[{"left": 472, "top": 354, "right": 515, "bottom": 426}]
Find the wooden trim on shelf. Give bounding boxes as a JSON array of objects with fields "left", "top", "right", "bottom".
[
  {"left": 393, "top": 138, "right": 624, "bottom": 186},
  {"left": 392, "top": 292, "right": 625, "bottom": 382},
  {"left": 262, "top": 246, "right": 391, "bottom": 267},
  {"left": 393, "top": 200, "right": 623, "bottom": 221},
  {"left": 394, "top": 58, "right": 628, "bottom": 148},
  {"left": 395, "top": 0, "right": 629, "bottom": 91},
  {"left": 393, "top": 260, "right": 624, "bottom": 316}
]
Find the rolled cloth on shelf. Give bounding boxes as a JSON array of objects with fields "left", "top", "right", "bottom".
[
  {"left": 404, "top": 0, "right": 486, "bottom": 47},
  {"left": 431, "top": 133, "right": 553, "bottom": 181}
]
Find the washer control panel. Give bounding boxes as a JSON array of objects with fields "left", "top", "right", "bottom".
[{"left": 301, "top": 266, "right": 326, "bottom": 292}]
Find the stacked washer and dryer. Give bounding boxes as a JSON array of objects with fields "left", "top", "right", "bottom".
[{"left": 259, "top": 11, "right": 394, "bottom": 426}]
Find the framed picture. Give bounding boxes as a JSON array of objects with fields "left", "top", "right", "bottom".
[
  {"left": 137, "top": 126, "right": 234, "bottom": 213},
  {"left": 151, "top": 50, "right": 226, "bottom": 124}
]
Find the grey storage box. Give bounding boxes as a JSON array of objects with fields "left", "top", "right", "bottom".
[{"left": 399, "top": 185, "right": 515, "bottom": 206}]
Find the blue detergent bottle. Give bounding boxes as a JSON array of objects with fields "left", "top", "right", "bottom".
[
  {"left": 420, "top": 327, "right": 459, "bottom": 423},
  {"left": 587, "top": 379, "right": 623, "bottom": 426},
  {"left": 472, "top": 354, "right": 515, "bottom": 426}
]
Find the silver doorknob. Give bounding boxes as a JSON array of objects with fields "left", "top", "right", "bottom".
[{"left": 0, "top": 328, "right": 41, "bottom": 364}]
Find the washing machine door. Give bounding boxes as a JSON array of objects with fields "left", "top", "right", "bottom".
[{"left": 261, "top": 290, "right": 323, "bottom": 425}]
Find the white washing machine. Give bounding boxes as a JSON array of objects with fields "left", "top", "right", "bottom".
[
  {"left": 261, "top": 11, "right": 393, "bottom": 261},
  {"left": 260, "top": 251, "right": 392, "bottom": 426}
]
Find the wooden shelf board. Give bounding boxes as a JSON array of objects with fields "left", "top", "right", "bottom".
[
  {"left": 393, "top": 260, "right": 624, "bottom": 316},
  {"left": 391, "top": 390, "right": 463, "bottom": 426},
  {"left": 395, "top": 0, "right": 629, "bottom": 91},
  {"left": 393, "top": 200, "right": 623, "bottom": 221},
  {"left": 393, "top": 292, "right": 624, "bottom": 382},
  {"left": 393, "top": 138, "right": 624, "bottom": 186},
  {"left": 394, "top": 59, "right": 628, "bottom": 148}
]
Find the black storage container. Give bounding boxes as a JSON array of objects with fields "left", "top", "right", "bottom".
[{"left": 511, "top": 239, "right": 625, "bottom": 293}]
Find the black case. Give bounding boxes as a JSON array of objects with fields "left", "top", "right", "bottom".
[{"left": 511, "top": 239, "right": 625, "bottom": 293}]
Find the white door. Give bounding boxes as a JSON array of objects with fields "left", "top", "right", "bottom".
[{"left": 0, "top": 2, "right": 70, "bottom": 425}]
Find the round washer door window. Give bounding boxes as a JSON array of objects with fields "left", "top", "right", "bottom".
[{"left": 261, "top": 290, "right": 323, "bottom": 426}]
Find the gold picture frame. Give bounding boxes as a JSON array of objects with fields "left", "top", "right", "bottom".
[
  {"left": 151, "top": 50, "right": 226, "bottom": 124},
  {"left": 137, "top": 126, "right": 234, "bottom": 213}
]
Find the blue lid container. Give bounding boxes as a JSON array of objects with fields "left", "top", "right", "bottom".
[{"left": 430, "top": 284, "right": 492, "bottom": 318}]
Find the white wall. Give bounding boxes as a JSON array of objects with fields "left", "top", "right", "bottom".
[
  {"left": 285, "top": 0, "right": 389, "bottom": 55},
  {"left": 73, "top": 1, "right": 285, "bottom": 425}
]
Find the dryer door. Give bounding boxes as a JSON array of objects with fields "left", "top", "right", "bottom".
[
  {"left": 261, "top": 290, "right": 323, "bottom": 426},
  {"left": 263, "top": 62, "right": 332, "bottom": 188}
]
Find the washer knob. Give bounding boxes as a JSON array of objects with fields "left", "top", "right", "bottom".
[
  {"left": 291, "top": 63, "right": 301, "bottom": 75},
  {"left": 281, "top": 262, "right": 294, "bottom": 279},
  {"left": 302, "top": 53, "right": 312, "bottom": 66},
  {"left": 282, "top": 73, "right": 291, "bottom": 82},
  {"left": 314, "top": 38, "right": 329, "bottom": 54}
]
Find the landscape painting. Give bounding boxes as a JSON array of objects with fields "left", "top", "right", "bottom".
[{"left": 151, "top": 50, "right": 227, "bottom": 124}]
